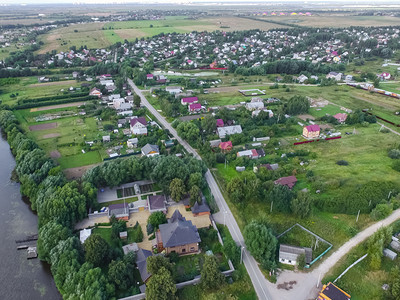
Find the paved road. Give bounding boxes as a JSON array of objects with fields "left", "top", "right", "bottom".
[{"left": 128, "top": 78, "right": 274, "bottom": 300}]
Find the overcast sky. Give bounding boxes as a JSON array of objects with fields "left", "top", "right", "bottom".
[{"left": 0, "top": 0, "right": 397, "bottom": 4}]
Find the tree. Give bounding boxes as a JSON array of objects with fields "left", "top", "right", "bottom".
[
  {"left": 188, "top": 172, "right": 203, "bottom": 189},
  {"left": 201, "top": 255, "right": 225, "bottom": 289},
  {"left": 223, "top": 239, "right": 241, "bottom": 266},
  {"left": 390, "top": 266, "right": 400, "bottom": 299},
  {"left": 269, "top": 184, "right": 293, "bottom": 213},
  {"left": 226, "top": 177, "right": 245, "bottom": 204},
  {"left": 147, "top": 256, "right": 173, "bottom": 275},
  {"left": 108, "top": 253, "right": 135, "bottom": 290},
  {"left": 84, "top": 234, "right": 110, "bottom": 268},
  {"left": 370, "top": 203, "right": 392, "bottom": 220},
  {"left": 37, "top": 221, "right": 71, "bottom": 263},
  {"left": 244, "top": 221, "right": 277, "bottom": 270},
  {"left": 176, "top": 121, "right": 200, "bottom": 144},
  {"left": 146, "top": 267, "right": 177, "bottom": 300},
  {"left": 148, "top": 211, "right": 167, "bottom": 230},
  {"left": 297, "top": 253, "right": 306, "bottom": 268},
  {"left": 189, "top": 185, "right": 201, "bottom": 206},
  {"left": 169, "top": 178, "right": 185, "bottom": 202},
  {"left": 291, "top": 191, "right": 312, "bottom": 218},
  {"left": 134, "top": 94, "right": 141, "bottom": 108},
  {"left": 285, "top": 95, "right": 309, "bottom": 115},
  {"left": 201, "top": 115, "right": 217, "bottom": 134},
  {"left": 367, "top": 226, "right": 392, "bottom": 270}
]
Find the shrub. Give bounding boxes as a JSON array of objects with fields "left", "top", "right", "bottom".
[
  {"left": 388, "top": 149, "right": 400, "bottom": 159},
  {"left": 336, "top": 160, "right": 349, "bottom": 166},
  {"left": 370, "top": 203, "right": 392, "bottom": 220},
  {"left": 381, "top": 128, "right": 390, "bottom": 133},
  {"left": 393, "top": 160, "right": 400, "bottom": 172}
]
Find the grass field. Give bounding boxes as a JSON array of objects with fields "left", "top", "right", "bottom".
[
  {"left": 0, "top": 77, "right": 81, "bottom": 105},
  {"left": 254, "top": 15, "right": 400, "bottom": 28},
  {"left": 37, "top": 22, "right": 110, "bottom": 54}
]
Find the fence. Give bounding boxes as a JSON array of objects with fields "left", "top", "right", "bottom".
[{"left": 293, "top": 136, "right": 341, "bottom": 146}]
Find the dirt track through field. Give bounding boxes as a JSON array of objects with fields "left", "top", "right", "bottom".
[
  {"left": 29, "top": 80, "right": 76, "bottom": 87},
  {"left": 33, "top": 102, "right": 85, "bottom": 112},
  {"left": 63, "top": 163, "right": 100, "bottom": 179},
  {"left": 42, "top": 133, "right": 61, "bottom": 139},
  {"left": 29, "top": 122, "right": 58, "bottom": 131}
]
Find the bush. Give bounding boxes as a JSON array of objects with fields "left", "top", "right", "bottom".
[
  {"left": 381, "top": 128, "right": 390, "bottom": 134},
  {"left": 388, "top": 149, "right": 400, "bottom": 159},
  {"left": 336, "top": 160, "right": 349, "bottom": 166},
  {"left": 370, "top": 203, "right": 392, "bottom": 220},
  {"left": 393, "top": 160, "right": 400, "bottom": 172}
]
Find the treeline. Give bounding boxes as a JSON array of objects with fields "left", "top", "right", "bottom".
[
  {"left": 232, "top": 59, "right": 345, "bottom": 76},
  {"left": 0, "top": 108, "right": 207, "bottom": 299},
  {"left": 14, "top": 95, "right": 97, "bottom": 110}
]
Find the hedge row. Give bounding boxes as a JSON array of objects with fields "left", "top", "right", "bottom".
[
  {"left": 17, "top": 92, "right": 89, "bottom": 105},
  {"left": 14, "top": 96, "right": 98, "bottom": 110}
]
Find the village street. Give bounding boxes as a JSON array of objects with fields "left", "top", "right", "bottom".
[{"left": 128, "top": 78, "right": 400, "bottom": 300}]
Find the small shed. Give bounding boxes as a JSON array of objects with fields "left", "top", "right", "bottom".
[
  {"left": 119, "top": 231, "right": 128, "bottom": 240},
  {"left": 390, "top": 240, "right": 400, "bottom": 252},
  {"left": 279, "top": 244, "right": 312, "bottom": 266},
  {"left": 122, "top": 242, "right": 139, "bottom": 255},
  {"left": 383, "top": 248, "right": 397, "bottom": 260},
  {"left": 236, "top": 166, "right": 245, "bottom": 172},
  {"left": 103, "top": 135, "right": 110, "bottom": 143},
  {"left": 27, "top": 247, "right": 38, "bottom": 259}
]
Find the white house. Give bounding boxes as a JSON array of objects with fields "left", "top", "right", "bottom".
[
  {"left": 297, "top": 74, "right": 308, "bottom": 83},
  {"left": 326, "top": 72, "right": 343, "bottom": 81},
  {"left": 279, "top": 244, "right": 312, "bottom": 266},
  {"left": 127, "top": 138, "right": 138, "bottom": 148},
  {"left": 130, "top": 117, "right": 148, "bottom": 135},
  {"left": 165, "top": 86, "right": 182, "bottom": 94},
  {"left": 217, "top": 125, "right": 243, "bottom": 138}
]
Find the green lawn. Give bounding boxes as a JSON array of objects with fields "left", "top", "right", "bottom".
[
  {"left": 126, "top": 223, "right": 143, "bottom": 244},
  {"left": 58, "top": 150, "right": 102, "bottom": 169},
  {"left": 92, "top": 227, "right": 113, "bottom": 246},
  {"left": 102, "top": 197, "right": 139, "bottom": 207}
]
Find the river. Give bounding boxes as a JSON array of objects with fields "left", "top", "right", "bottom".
[{"left": 0, "top": 132, "right": 61, "bottom": 300}]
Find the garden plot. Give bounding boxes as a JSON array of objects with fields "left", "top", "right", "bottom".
[
  {"left": 239, "top": 88, "right": 266, "bottom": 96},
  {"left": 29, "top": 122, "right": 58, "bottom": 131}
]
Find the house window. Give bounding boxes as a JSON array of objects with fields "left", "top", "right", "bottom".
[
  {"left": 281, "top": 258, "right": 284, "bottom": 262},
  {"left": 182, "top": 248, "right": 186, "bottom": 253},
  {"left": 171, "top": 250, "right": 176, "bottom": 254},
  {"left": 190, "top": 247, "right": 195, "bottom": 252},
  {"left": 288, "top": 260, "right": 291, "bottom": 263}
]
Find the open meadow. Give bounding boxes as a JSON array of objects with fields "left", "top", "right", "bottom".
[{"left": 254, "top": 14, "right": 400, "bottom": 28}]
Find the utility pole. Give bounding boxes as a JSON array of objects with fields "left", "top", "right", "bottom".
[
  {"left": 270, "top": 201, "right": 273, "bottom": 213},
  {"left": 240, "top": 246, "right": 245, "bottom": 264},
  {"left": 356, "top": 209, "right": 360, "bottom": 223}
]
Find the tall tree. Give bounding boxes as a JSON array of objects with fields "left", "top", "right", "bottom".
[
  {"left": 291, "top": 191, "right": 312, "bottom": 218},
  {"left": 189, "top": 185, "right": 201, "bottom": 206},
  {"left": 146, "top": 267, "right": 177, "bottom": 300},
  {"left": 226, "top": 177, "right": 245, "bottom": 204},
  {"left": 134, "top": 94, "right": 141, "bottom": 108},
  {"left": 169, "top": 178, "right": 185, "bottom": 202},
  {"left": 201, "top": 255, "right": 225, "bottom": 289},
  {"left": 147, "top": 211, "right": 167, "bottom": 230},
  {"left": 244, "top": 221, "right": 277, "bottom": 270},
  {"left": 147, "top": 256, "right": 173, "bottom": 275},
  {"left": 84, "top": 234, "right": 110, "bottom": 268},
  {"left": 37, "top": 221, "right": 71, "bottom": 263},
  {"left": 201, "top": 115, "right": 217, "bottom": 134},
  {"left": 269, "top": 184, "right": 293, "bottom": 213}
]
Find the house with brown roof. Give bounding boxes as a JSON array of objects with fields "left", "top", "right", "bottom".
[
  {"left": 191, "top": 201, "right": 210, "bottom": 217},
  {"left": 274, "top": 176, "right": 297, "bottom": 189},
  {"left": 89, "top": 87, "right": 102, "bottom": 98},
  {"left": 303, "top": 124, "right": 320, "bottom": 139},
  {"left": 108, "top": 203, "right": 129, "bottom": 221},
  {"left": 156, "top": 210, "right": 201, "bottom": 255}
]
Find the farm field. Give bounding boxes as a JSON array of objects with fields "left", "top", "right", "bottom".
[
  {"left": 36, "top": 16, "right": 289, "bottom": 53},
  {"left": 254, "top": 15, "right": 400, "bottom": 28},
  {"left": 0, "top": 77, "right": 81, "bottom": 105},
  {"left": 37, "top": 22, "right": 110, "bottom": 54}
]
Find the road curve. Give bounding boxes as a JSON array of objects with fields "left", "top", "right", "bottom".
[{"left": 128, "top": 79, "right": 273, "bottom": 300}]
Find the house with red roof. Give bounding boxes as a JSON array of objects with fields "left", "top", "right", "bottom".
[
  {"left": 219, "top": 141, "right": 233, "bottom": 152},
  {"left": 333, "top": 113, "right": 347, "bottom": 123},
  {"left": 130, "top": 117, "right": 148, "bottom": 135},
  {"left": 188, "top": 103, "right": 202, "bottom": 113},
  {"left": 377, "top": 72, "right": 391, "bottom": 81},
  {"left": 181, "top": 97, "right": 198, "bottom": 105},
  {"left": 146, "top": 74, "right": 154, "bottom": 80},
  {"left": 303, "top": 124, "right": 320, "bottom": 139},
  {"left": 274, "top": 176, "right": 297, "bottom": 189},
  {"left": 216, "top": 119, "right": 224, "bottom": 127},
  {"left": 237, "top": 149, "right": 265, "bottom": 159}
]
